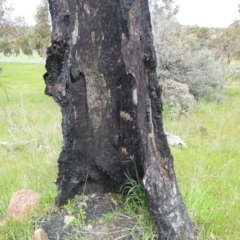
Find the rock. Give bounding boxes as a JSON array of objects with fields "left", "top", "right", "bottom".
[
  {"left": 87, "top": 224, "right": 93, "bottom": 230},
  {"left": 7, "top": 189, "right": 41, "bottom": 221},
  {"left": 165, "top": 132, "right": 187, "bottom": 148},
  {"left": 32, "top": 228, "right": 49, "bottom": 240},
  {"left": 64, "top": 215, "right": 75, "bottom": 227}
]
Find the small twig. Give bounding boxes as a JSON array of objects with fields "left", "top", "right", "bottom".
[
  {"left": 4, "top": 89, "right": 9, "bottom": 102},
  {"left": 6, "top": 112, "right": 16, "bottom": 130},
  {"left": 225, "top": 73, "right": 235, "bottom": 81},
  {"left": 80, "top": 228, "right": 133, "bottom": 235},
  {"left": 117, "top": 213, "right": 135, "bottom": 219},
  {"left": 113, "top": 225, "right": 139, "bottom": 239},
  {"left": 113, "top": 234, "right": 132, "bottom": 240},
  {"left": 20, "top": 93, "right": 30, "bottom": 131},
  {"left": 223, "top": 72, "right": 236, "bottom": 89},
  {"left": 20, "top": 93, "right": 27, "bottom": 124}
]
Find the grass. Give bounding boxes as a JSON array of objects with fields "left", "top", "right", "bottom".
[
  {"left": 230, "top": 60, "right": 240, "bottom": 67},
  {"left": 0, "top": 62, "right": 240, "bottom": 239},
  {"left": 119, "top": 169, "right": 156, "bottom": 239},
  {"left": 164, "top": 86, "right": 240, "bottom": 239},
  {"left": 0, "top": 62, "right": 61, "bottom": 239}
]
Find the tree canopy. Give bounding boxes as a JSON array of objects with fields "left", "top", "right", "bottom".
[
  {"left": 0, "top": 0, "right": 50, "bottom": 57},
  {"left": 0, "top": 0, "right": 27, "bottom": 38},
  {"left": 152, "top": 2, "right": 220, "bottom": 94},
  {"left": 31, "top": 0, "right": 51, "bottom": 57}
]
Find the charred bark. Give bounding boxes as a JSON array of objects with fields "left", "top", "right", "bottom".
[{"left": 44, "top": 0, "right": 194, "bottom": 239}]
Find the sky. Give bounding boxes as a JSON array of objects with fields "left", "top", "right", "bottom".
[
  {"left": 174, "top": 0, "right": 239, "bottom": 27},
  {"left": 10, "top": 0, "right": 42, "bottom": 26},
  {"left": 9, "top": 0, "right": 240, "bottom": 28}
]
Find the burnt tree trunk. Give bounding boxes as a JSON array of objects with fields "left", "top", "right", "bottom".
[{"left": 44, "top": 0, "right": 194, "bottom": 239}]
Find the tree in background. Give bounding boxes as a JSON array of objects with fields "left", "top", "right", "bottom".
[
  {"left": 31, "top": 0, "right": 50, "bottom": 57},
  {"left": 150, "top": 0, "right": 221, "bottom": 118},
  {"left": 15, "top": 34, "right": 33, "bottom": 56},
  {"left": 208, "top": 23, "right": 240, "bottom": 89},
  {"left": 0, "top": 0, "right": 26, "bottom": 68},
  {"left": 209, "top": 23, "right": 240, "bottom": 64},
  {"left": 0, "top": 0, "right": 29, "bottom": 57},
  {"left": 0, "top": 0, "right": 26, "bottom": 38},
  {"left": 0, "top": 0, "right": 51, "bottom": 58},
  {"left": 185, "top": 25, "right": 210, "bottom": 47},
  {"left": 149, "top": 0, "right": 179, "bottom": 19},
  {"left": 0, "top": 38, "right": 11, "bottom": 56}
]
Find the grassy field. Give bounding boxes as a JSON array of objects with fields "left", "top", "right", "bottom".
[
  {"left": 165, "top": 86, "right": 240, "bottom": 239},
  {"left": 0, "top": 62, "right": 61, "bottom": 239},
  {"left": 230, "top": 60, "right": 240, "bottom": 67},
  {"left": 0, "top": 62, "right": 240, "bottom": 239}
]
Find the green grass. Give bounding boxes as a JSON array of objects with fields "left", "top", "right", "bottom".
[
  {"left": 0, "top": 62, "right": 240, "bottom": 239},
  {"left": 230, "top": 60, "right": 240, "bottom": 67},
  {"left": 164, "top": 87, "right": 240, "bottom": 239},
  {"left": 120, "top": 175, "right": 156, "bottom": 238},
  {"left": 0, "top": 62, "right": 61, "bottom": 239}
]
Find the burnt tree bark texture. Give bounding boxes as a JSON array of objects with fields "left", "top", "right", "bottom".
[{"left": 44, "top": 0, "right": 194, "bottom": 239}]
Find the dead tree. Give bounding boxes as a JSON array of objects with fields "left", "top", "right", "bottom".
[{"left": 44, "top": 0, "right": 194, "bottom": 239}]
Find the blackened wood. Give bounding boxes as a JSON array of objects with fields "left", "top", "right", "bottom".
[{"left": 44, "top": 0, "right": 194, "bottom": 239}]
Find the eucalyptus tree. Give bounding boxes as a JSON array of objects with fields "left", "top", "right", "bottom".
[
  {"left": 44, "top": 0, "right": 194, "bottom": 239},
  {"left": 151, "top": 0, "right": 220, "bottom": 100},
  {"left": 0, "top": 0, "right": 27, "bottom": 56},
  {"left": 32, "top": 0, "right": 51, "bottom": 57}
]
